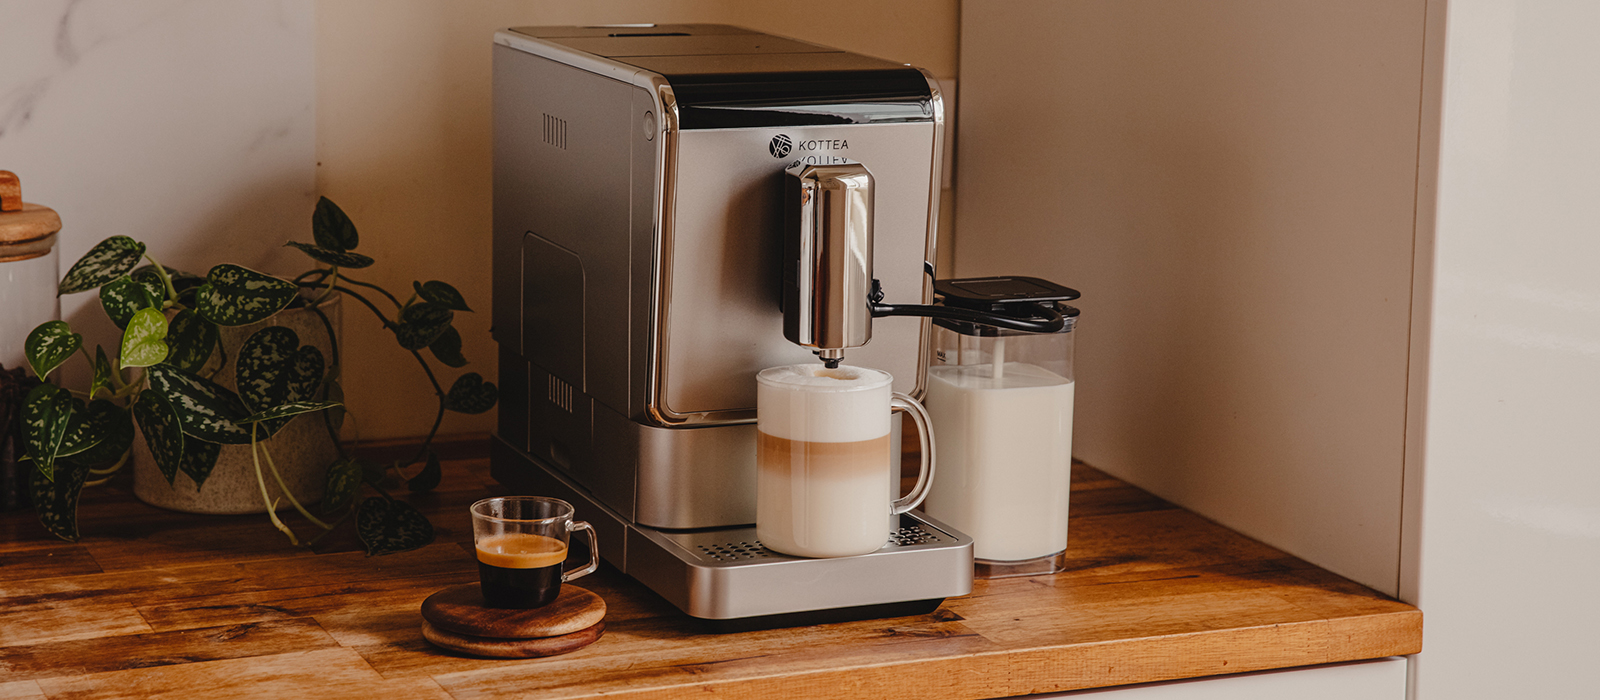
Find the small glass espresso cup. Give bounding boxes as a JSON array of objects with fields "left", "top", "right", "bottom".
[
  {"left": 469, "top": 496, "right": 598, "bottom": 609},
  {"left": 755, "top": 364, "right": 936, "bottom": 558}
]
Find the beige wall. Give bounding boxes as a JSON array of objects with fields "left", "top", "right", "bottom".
[
  {"left": 955, "top": 0, "right": 1429, "bottom": 595},
  {"left": 315, "top": 0, "right": 957, "bottom": 440}
]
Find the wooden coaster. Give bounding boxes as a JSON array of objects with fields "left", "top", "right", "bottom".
[
  {"left": 421, "top": 583, "right": 606, "bottom": 639},
  {"left": 422, "top": 619, "right": 604, "bottom": 659}
]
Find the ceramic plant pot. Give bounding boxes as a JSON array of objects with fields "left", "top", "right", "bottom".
[{"left": 133, "top": 295, "right": 341, "bottom": 514}]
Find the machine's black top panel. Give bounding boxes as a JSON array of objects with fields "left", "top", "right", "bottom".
[{"left": 508, "top": 24, "right": 934, "bottom": 129}]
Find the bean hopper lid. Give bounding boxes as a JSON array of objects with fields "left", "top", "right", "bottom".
[
  {"left": 933, "top": 276, "right": 1081, "bottom": 336},
  {"left": 0, "top": 170, "right": 62, "bottom": 263}
]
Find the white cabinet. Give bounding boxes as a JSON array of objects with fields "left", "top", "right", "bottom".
[{"left": 1025, "top": 658, "right": 1408, "bottom": 700}]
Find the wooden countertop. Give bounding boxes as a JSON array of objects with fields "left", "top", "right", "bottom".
[{"left": 0, "top": 452, "right": 1420, "bottom": 700}]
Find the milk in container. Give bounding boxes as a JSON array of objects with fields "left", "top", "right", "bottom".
[{"left": 921, "top": 277, "right": 1080, "bottom": 578}]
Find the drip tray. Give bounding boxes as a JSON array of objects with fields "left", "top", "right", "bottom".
[
  {"left": 626, "top": 512, "right": 974, "bottom": 626},
  {"left": 491, "top": 435, "right": 973, "bottom": 630}
]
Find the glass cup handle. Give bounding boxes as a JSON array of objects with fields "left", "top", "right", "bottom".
[
  {"left": 562, "top": 520, "right": 599, "bottom": 583},
  {"left": 890, "top": 392, "right": 936, "bottom": 515}
]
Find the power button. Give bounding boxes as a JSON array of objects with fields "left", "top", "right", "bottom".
[{"left": 642, "top": 110, "right": 656, "bottom": 141}]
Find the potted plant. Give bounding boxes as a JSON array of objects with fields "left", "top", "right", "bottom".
[{"left": 17, "top": 197, "right": 496, "bottom": 554}]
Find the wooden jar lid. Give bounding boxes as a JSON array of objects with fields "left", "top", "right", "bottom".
[{"left": 0, "top": 170, "right": 62, "bottom": 263}]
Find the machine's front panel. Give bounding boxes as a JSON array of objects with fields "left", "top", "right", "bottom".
[{"left": 662, "top": 123, "right": 935, "bottom": 418}]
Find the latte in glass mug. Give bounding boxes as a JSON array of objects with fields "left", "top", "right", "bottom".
[{"left": 755, "top": 364, "right": 935, "bottom": 558}]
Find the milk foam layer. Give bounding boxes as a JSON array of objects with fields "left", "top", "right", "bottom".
[{"left": 756, "top": 364, "right": 892, "bottom": 443}]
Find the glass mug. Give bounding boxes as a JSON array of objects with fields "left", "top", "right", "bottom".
[
  {"left": 755, "top": 364, "right": 936, "bottom": 558},
  {"left": 469, "top": 496, "right": 598, "bottom": 609}
]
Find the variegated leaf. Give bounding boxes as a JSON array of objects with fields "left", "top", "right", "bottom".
[
  {"left": 163, "top": 309, "right": 218, "bottom": 373},
  {"left": 59, "top": 401, "right": 134, "bottom": 468},
  {"left": 236, "top": 400, "right": 341, "bottom": 425},
  {"left": 24, "top": 321, "right": 82, "bottom": 380},
  {"left": 144, "top": 364, "right": 251, "bottom": 445},
  {"left": 133, "top": 264, "right": 203, "bottom": 305},
  {"left": 289, "top": 346, "right": 325, "bottom": 402},
  {"left": 235, "top": 328, "right": 325, "bottom": 438},
  {"left": 357, "top": 497, "right": 434, "bottom": 556},
  {"left": 56, "top": 399, "right": 122, "bottom": 458},
  {"left": 312, "top": 196, "right": 359, "bottom": 251},
  {"left": 443, "top": 372, "right": 498, "bottom": 415},
  {"left": 32, "top": 456, "right": 90, "bottom": 542},
  {"left": 237, "top": 327, "right": 299, "bottom": 414},
  {"left": 284, "top": 241, "right": 374, "bottom": 269},
  {"left": 322, "top": 458, "right": 362, "bottom": 516},
  {"left": 179, "top": 439, "right": 222, "bottom": 489},
  {"left": 119, "top": 307, "right": 170, "bottom": 368},
  {"left": 427, "top": 326, "right": 467, "bottom": 368},
  {"left": 58, "top": 236, "right": 146, "bottom": 295},
  {"left": 22, "top": 383, "right": 73, "bottom": 482},
  {"left": 99, "top": 275, "right": 159, "bottom": 329},
  {"left": 412, "top": 280, "right": 471, "bottom": 312},
  {"left": 133, "top": 392, "right": 185, "bottom": 485},
  {"left": 130, "top": 266, "right": 169, "bottom": 303},
  {"left": 393, "top": 302, "right": 453, "bottom": 350},
  {"left": 89, "top": 345, "right": 114, "bottom": 399},
  {"left": 194, "top": 264, "right": 297, "bottom": 327}
]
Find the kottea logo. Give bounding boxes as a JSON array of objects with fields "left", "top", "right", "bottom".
[{"left": 769, "top": 134, "right": 793, "bottom": 158}]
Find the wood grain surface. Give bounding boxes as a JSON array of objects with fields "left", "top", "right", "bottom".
[{"left": 0, "top": 451, "right": 1420, "bottom": 699}]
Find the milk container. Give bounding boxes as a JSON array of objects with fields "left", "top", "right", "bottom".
[{"left": 922, "top": 277, "right": 1081, "bottom": 578}]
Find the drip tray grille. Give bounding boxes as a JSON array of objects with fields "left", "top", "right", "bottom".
[
  {"left": 695, "top": 523, "right": 945, "bottom": 562},
  {"left": 893, "top": 523, "right": 945, "bottom": 546},
  {"left": 655, "top": 516, "right": 957, "bottom": 567},
  {"left": 698, "top": 541, "right": 773, "bottom": 562}
]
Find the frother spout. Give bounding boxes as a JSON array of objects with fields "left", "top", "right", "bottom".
[
  {"left": 782, "top": 161, "right": 875, "bottom": 356},
  {"left": 817, "top": 349, "right": 845, "bottom": 369}
]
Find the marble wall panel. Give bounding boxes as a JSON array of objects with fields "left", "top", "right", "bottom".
[{"left": 0, "top": 0, "right": 315, "bottom": 385}]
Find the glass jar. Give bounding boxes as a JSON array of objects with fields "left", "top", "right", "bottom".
[
  {"left": 921, "top": 276, "right": 1080, "bottom": 578},
  {"left": 1, "top": 234, "right": 61, "bottom": 370},
  {"left": 0, "top": 172, "right": 62, "bottom": 370},
  {"left": 1, "top": 171, "right": 62, "bottom": 511}
]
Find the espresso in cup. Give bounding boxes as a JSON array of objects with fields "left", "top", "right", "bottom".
[
  {"left": 469, "top": 496, "right": 598, "bottom": 609},
  {"left": 475, "top": 532, "right": 569, "bottom": 608}
]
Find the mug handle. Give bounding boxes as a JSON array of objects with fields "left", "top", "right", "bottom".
[
  {"left": 562, "top": 520, "right": 599, "bottom": 583},
  {"left": 890, "top": 392, "right": 936, "bottom": 515}
]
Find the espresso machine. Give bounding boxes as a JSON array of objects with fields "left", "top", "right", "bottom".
[{"left": 490, "top": 25, "right": 1054, "bottom": 630}]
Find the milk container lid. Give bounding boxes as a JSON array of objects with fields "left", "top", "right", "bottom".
[{"left": 933, "top": 276, "right": 1080, "bottom": 337}]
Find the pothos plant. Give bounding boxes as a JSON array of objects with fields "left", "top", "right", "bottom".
[{"left": 18, "top": 197, "right": 497, "bottom": 554}]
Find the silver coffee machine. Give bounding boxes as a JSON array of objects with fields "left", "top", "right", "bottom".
[{"left": 490, "top": 24, "right": 978, "bottom": 630}]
